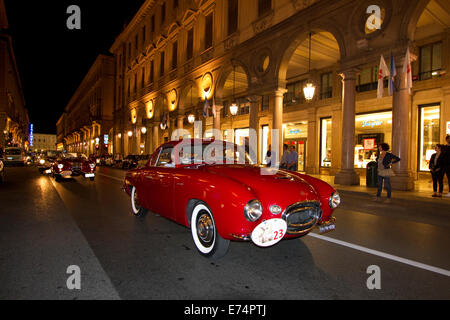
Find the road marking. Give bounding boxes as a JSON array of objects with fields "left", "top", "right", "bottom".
[
  {"left": 307, "top": 233, "right": 450, "bottom": 277},
  {"left": 96, "top": 172, "right": 124, "bottom": 182}
]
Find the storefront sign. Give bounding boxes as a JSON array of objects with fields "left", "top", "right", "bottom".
[
  {"left": 104, "top": 135, "right": 109, "bottom": 145},
  {"left": 29, "top": 124, "right": 34, "bottom": 147},
  {"left": 284, "top": 124, "right": 308, "bottom": 139},
  {"left": 362, "top": 120, "right": 383, "bottom": 128}
]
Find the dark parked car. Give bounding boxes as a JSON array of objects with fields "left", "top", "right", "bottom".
[{"left": 122, "top": 155, "right": 139, "bottom": 170}]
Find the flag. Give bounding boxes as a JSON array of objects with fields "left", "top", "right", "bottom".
[
  {"left": 377, "top": 55, "right": 390, "bottom": 99},
  {"left": 388, "top": 52, "right": 397, "bottom": 96},
  {"left": 212, "top": 95, "right": 217, "bottom": 119},
  {"left": 203, "top": 97, "right": 209, "bottom": 118},
  {"left": 403, "top": 48, "right": 413, "bottom": 95}
]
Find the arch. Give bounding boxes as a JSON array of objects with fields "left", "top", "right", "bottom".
[
  {"left": 215, "top": 59, "right": 251, "bottom": 101},
  {"left": 179, "top": 80, "right": 201, "bottom": 111},
  {"left": 402, "top": 0, "right": 432, "bottom": 41},
  {"left": 277, "top": 24, "right": 346, "bottom": 85}
]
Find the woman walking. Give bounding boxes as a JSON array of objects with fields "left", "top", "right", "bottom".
[
  {"left": 373, "top": 143, "right": 400, "bottom": 204},
  {"left": 429, "top": 144, "right": 445, "bottom": 197}
]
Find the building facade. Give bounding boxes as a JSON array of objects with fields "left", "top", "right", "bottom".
[
  {"left": 0, "top": 0, "right": 29, "bottom": 152},
  {"left": 31, "top": 133, "right": 57, "bottom": 153},
  {"left": 105, "top": 0, "right": 450, "bottom": 191},
  {"left": 57, "top": 54, "right": 115, "bottom": 157}
]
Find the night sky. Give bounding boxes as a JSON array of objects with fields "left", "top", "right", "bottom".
[{"left": 4, "top": 0, "right": 145, "bottom": 134}]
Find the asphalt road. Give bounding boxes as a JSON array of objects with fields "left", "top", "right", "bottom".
[{"left": 0, "top": 165, "right": 449, "bottom": 300}]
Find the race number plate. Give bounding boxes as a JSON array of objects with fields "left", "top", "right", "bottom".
[
  {"left": 251, "top": 219, "right": 287, "bottom": 248},
  {"left": 61, "top": 171, "right": 72, "bottom": 177},
  {"left": 85, "top": 173, "right": 95, "bottom": 178}
]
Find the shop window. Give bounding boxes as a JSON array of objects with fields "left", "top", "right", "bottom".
[
  {"left": 419, "top": 42, "right": 442, "bottom": 80},
  {"left": 418, "top": 105, "right": 440, "bottom": 171},
  {"left": 320, "top": 118, "right": 332, "bottom": 167},
  {"left": 354, "top": 111, "right": 392, "bottom": 168},
  {"left": 320, "top": 73, "right": 333, "bottom": 99}
]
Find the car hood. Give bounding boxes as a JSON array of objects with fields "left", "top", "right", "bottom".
[{"left": 201, "top": 165, "right": 320, "bottom": 205}]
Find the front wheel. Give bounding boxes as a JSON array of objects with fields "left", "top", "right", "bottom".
[
  {"left": 190, "top": 202, "right": 230, "bottom": 259},
  {"left": 131, "top": 186, "right": 147, "bottom": 216}
]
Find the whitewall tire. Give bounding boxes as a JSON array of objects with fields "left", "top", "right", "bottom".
[
  {"left": 190, "top": 202, "right": 230, "bottom": 259},
  {"left": 131, "top": 186, "right": 147, "bottom": 216}
]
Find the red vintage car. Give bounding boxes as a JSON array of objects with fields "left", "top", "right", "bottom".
[
  {"left": 123, "top": 139, "right": 340, "bottom": 259},
  {"left": 51, "top": 153, "right": 96, "bottom": 182}
]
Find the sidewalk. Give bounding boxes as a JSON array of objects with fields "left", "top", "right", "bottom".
[{"left": 310, "top": 174, "right": 450, "bottom": 204}]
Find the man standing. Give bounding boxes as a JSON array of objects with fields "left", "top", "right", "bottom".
[
  {"left": 288, "top": 145, "right": 299, "bottom": 171},
  {"left": 444, "top": 135, "right": 450, "bottom": 198},
  {"left": 280, "top": 144, "right": 290, "bottom": 170}
]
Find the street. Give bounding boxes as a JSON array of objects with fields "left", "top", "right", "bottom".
[{"left": 0, "top": 166, "right": 449, "bottom": 300}]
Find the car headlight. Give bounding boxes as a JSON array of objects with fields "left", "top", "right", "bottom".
[
  {"left": 329, "top": 192, "right": 341, "bottom": 209},
  {"left": 57, "top": 164, "right": 64, "bottom": 169},
  {"left": 40, "top": 159, "right": 45, "bottom": 165},
  {"left": 244, "top": 200, "right": 263, "bottom": 222},
  {"left": 89, "top": 163, "right": 96, "bottom": 169}
]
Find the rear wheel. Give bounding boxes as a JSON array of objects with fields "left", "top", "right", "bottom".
[
  {"left": 190, "top": 202, "right": 230, "bottom": 259},
  {"left": 131, "top": 186, "right": 147, "bottom": 216}
]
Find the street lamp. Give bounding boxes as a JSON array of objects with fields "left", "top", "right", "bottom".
[
  {"left": 128, "top": 131, "right": 133, "bottom": 137},
  {"left": 229, "top": 103, "right": 239, "bottom": 116},
  {"left": 303, "top": 32, "right": 316, "bottom": 102},
  {"left": 188, "top": 114, "right": 195, "bottom": 124},
  {"left": 141, "top": 127, "right": 147, "bottom": 134}
]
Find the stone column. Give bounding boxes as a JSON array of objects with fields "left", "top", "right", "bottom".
[
  {"left": 249, "top": 96, "right": 261, "bottom": 163},
  {"left": 391, "top": 58, "right": 414, "bottom": 191},
  {"left": 272, "top": 89, "right": 286, "bottom": 164},
  {"left": 334, "top": 69, "right": 360, "bottom": 185},
  {"left": 153, "top": 125, "right": 159, "bottom": 150},
  {"left": 306, "top": 107, "right": 317, "bottom": 174},
  {"left": 330, "top": 104, "right": 342, "bottom": 176}
]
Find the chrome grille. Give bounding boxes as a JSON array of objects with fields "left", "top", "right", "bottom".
[
  {"left": 71, "top": 162, "right": 81, "bottom": 172},
  {"left": 282, "top": 201, "right": 322, "bottom": 235}
]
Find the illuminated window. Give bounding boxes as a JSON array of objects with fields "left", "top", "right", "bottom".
[
  {"left": 419, "top": 105, "right": 440, "bottom": 171},
  {"left": 320, "top": 118, "right": 332, "bottom": 167},
  {"left": 320, "top": 72, "right": 333, "bottom": 99},
  {"left": 354, "top": 111, "right": 392, "bottom": 169}
]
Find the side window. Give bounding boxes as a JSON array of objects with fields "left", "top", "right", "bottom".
[
  {"left": 156, "top": 147, "right": 174, "bottom": 167},
  {"left": 149, "top": 150, "right": 160, "bottom": 166}
]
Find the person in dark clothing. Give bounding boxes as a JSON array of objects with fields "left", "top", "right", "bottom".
[
  {"left": 429, "top": 144, "right": 446, "bottom": 197},
  {"left": 373, "top": 143, "right": 401, "bottom": 203},
  {"left": 443, "top": 135, "right": 450, "bottom": 198}
]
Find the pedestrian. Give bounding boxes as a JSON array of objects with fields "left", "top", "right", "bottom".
[
  {"left": 265, "top": 145, "right": 272, "bottom": 167},
  {"left": 373, "top": 143, "right": 400, "bottom": 204},
  {"left": 443, "top": 134, "right": 450, "bottom": 198},
  {"left": 429, "top": 144, "right": 445, "bottom": 197},
  {"left": 287, "top": 145, "right": 299, "bottom": 171},
  {"left": 280, "top": 144, "right": 290, "bottom": 170}
]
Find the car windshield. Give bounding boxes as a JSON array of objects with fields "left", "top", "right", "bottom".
[
  {"left": 6, "top": 149, "right": 22, "bottom": 155},
  {"left": 62, "top": 153, "right": 87, "bottom": 160},
  {"left": 176, "top": 141, "right": 254, "bottom": 166}
]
